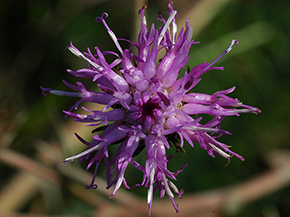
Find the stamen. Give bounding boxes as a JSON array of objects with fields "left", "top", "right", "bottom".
[
  {"left": 96, "top": 13, "right": 124, "bottom": 55},
  {"left": 226, "top": 39, "right": 239, "bottom": 53},
  {"left": 208, "top": 143, "right": 231, "bottom": 159},
  {"left": 138, "top": 5, "right": 147, "bottom": 26},
  {"left": 172, "top": 20, "right": 177, "bottom": 44},
  {"left": 68, "top": 46, "right": 104, "bottom": 71},
  {"left": 147, "top": 165, "right": 155, "bottom": 204},
  {"left": 163, "top": 173, "right": 174, "bottom": 198},
  {"left": 63, "top": 141, "right": 106, "bottom": 164},
  {"left": 158, "top": 10, "right": 177, "bottom": 46},
  {"left": 204, "top": 39, "right": 239, "bottom": 71},
  {"left": 167, "top": 1, "right": 177, "bottom": 44},
  {"left": 227, "top": 107, "right": 261, "bottom": 114},
  {"left": 183, "top": 125, "right": 230, "bottom": 135}
]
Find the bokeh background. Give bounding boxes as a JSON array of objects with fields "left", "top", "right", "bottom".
[{"left": 1, "top": 0, "right": 290, "bottom": 216}]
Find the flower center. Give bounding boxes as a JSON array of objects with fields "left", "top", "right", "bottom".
[{"left": 142, "top": 99, "right": 160, "bottom": 117}]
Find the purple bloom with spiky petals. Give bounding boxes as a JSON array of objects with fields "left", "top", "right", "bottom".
[{"left": 41, "top": 1, "right": 260, "bottom": 215}]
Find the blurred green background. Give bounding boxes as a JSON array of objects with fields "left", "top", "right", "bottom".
[{"left": 1, "top": 0, "right": 290, "bottom": 216}]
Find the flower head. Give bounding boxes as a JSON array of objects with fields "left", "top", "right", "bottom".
[{"left": 41, "top": 1, "right": 260, "bottom": 215}]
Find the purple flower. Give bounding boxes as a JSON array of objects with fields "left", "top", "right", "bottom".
[{"left": 41, "top": 1, "right": 260, "bottom": 215}]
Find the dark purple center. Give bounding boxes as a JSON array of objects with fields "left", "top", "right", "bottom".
[{"left": 142, "top": 99, "right": 160, "bottom": 117}]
